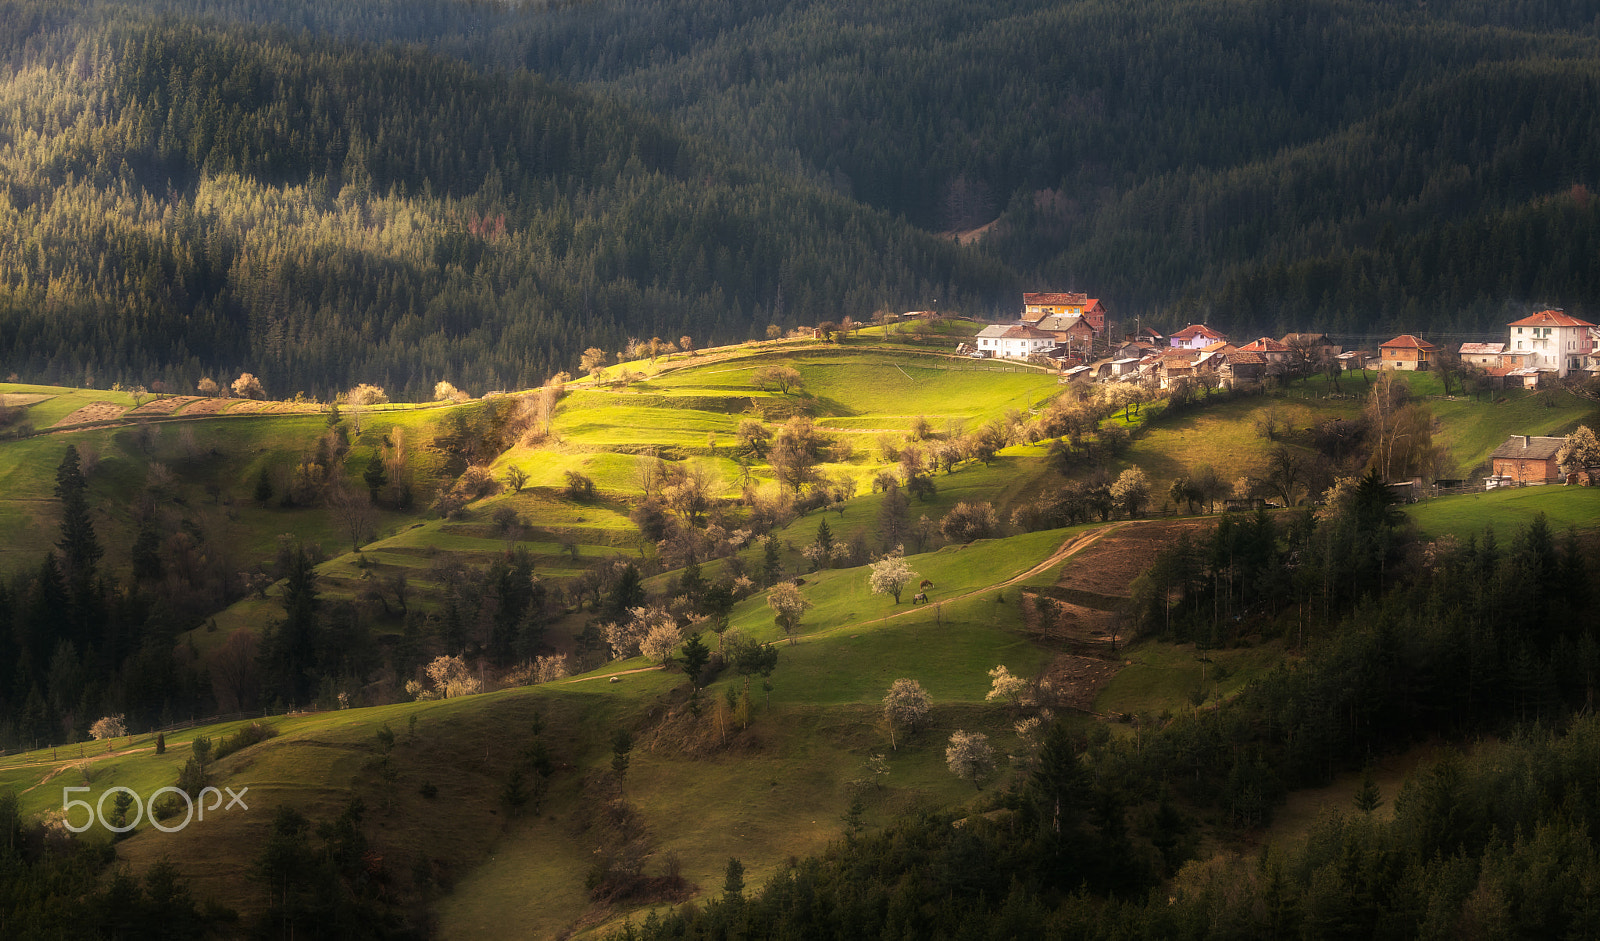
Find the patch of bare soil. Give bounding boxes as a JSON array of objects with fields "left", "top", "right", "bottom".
[
  {"left": 129, "top": 395, "right": 200, "bottom": 416},
  {"left": 252, "top": 401, "right": 321, "bottom": 414},
  {"left": 1042, "top": 654, "right": 1125, "bottom": 712},
  {"left": 177, "top": 397, "right": 234, "bottom": 416},
  {"left": 1054, "top": 519, "right": 1213, "bottom": 597},
  {"left": 51, "top": 401, "right": 127, "bottom": 426},
  {"left": 0, "top": 393, "right": 50, "bottom": 407},
  {"left": 1020, "top": 519, "right": 1220, "bottom": 706},
  {"left": 223, "top": 399, "right": 270, "bottom": 414}
]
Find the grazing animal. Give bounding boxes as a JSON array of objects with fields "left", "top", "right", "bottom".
[
  {"left": 919, "top": 579, "right": 935, "bottom": 589},
  {"left": 912, "top": 592, "right": 928, "bottom": 604}
]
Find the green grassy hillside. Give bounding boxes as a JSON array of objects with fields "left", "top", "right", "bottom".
[
  {"left": 7, "top": 347, "right": 1600, "bottom": 936},
  {"left": 0, "top": 525, "right": 1077, "bottom": 937}
]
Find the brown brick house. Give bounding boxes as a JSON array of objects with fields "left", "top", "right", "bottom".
[
  {"left": 1379, "top": 334, "right": 1439, "bottom": 371},
  {"left": 1489, "top": 435, "right": 1566, "bottom": 485}
]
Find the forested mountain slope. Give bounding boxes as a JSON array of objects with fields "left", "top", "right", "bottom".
[
  {"left": 0, "top": 5, "right": 1014, "bottom": 398},
  {"left": 149, "top": 0, "right": 1600, "bottom": 334},
  {"left": 7, "top": 0, "right": 1600, "bottom": 392}
]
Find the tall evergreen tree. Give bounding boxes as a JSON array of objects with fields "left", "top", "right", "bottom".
[
  {"left": 260, "top": 546, "right": 320, "bottom": 706},
  {"left": 54, "top": 446, "right": 101, "bottom": 581}
]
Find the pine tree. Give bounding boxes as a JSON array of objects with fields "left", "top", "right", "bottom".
[
  {"left": 1354, "top": 766, "right": 1383, "bottom": 813},
  {"left": 54, "top": 446, "right": 101, "bottom": 581}
]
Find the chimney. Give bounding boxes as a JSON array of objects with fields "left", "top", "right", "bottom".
[{"left": 1522, "top": 435, "right": 1531, "bottom": 448}]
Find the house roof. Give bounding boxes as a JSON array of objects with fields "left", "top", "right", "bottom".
[
  {"left": 1459, "top": 342, "right": 1506, "bottom": 355},
  {"left": 1490, "top": 435, "right": 1567, "bottom": 461},
  {"left": 1171, "top": 324, "right": 1226, "bottom": 341},
  {"left": 1381, "top": 334, "right": 1439, "bottom": 351},
  {"left": 1238, "top": 337, "right": 1290, "bottom": 352},
  {"left": 1024, "top": 292, "right": 1088, "bottom": 307},
  {"left": 1035, "top": 314, "right": 1095, "bottom": 333},
  {"left": 1227, "top": 351, "right": 1267, "bottom": 366},
  {"left": 972, "top": 323, "right": 1062, "bottom": 342},
  {"left": 1200, "top": 341, "right": 1237, "bottom": 354},
  {"left": 1508, "top": 309, "right": 1597, "bottom": 329}
]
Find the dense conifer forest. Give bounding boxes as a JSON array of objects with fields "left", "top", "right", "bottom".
[{"left": 5, "top": 0, "right": 1600, "bottom": 393}]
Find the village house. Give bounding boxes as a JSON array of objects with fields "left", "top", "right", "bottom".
[
  {"left": 1219, "top": 351, "right": 1268, "bottom": 386},
  {"left": 1149, "top": 350, "right": 1205, "bottom": 388},
  {"left": 1194, "top": 341, "right": 1237, "bottom": 371},
  {"left": 1458, "top": 342, "right": 1505, "bottom": 368},
  {"left": 1336, "top": 350, "right": 1372, "bottom": 371},
  {"left": 1507, "top": 309, "right": 1597, "bottom": 379},
  {"left": 1169, "top": 324, "right": 1228, "bottom": 350},
  {"left": 1236, "top": 337, "right": 1294, "bottom": 368},
  {"left": 1128, "top": 325, "right": 1165, "bottom": 345},
  {"left": 1378, "top": 334, "right": 1438, "bottom": 370},
  {"left": 972, "top": 323, "right": 1058, "bottom": 360},
  {"left": 1022, "top": 293, "right": 1106, "bottom": 333},
  {"left": 1487, "top": 435, "right": 1567, "bottom": 486},
  {"left": 1281, "top": 333, "right": 1342, "bottom": 363},
  {"left": 1112, "top": 340, "right": 1159, "bottom": 361},
  {"left": 1034, "top": 313, "right": 1097, "bottom": 355}
]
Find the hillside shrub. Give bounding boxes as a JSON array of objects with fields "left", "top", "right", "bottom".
[{"left": 213, "top": 722, "right": 278, "bottom": 762}]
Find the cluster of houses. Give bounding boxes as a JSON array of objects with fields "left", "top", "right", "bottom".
[{"left": 963, "top": 295, "right": 1600, "bottom": 393}]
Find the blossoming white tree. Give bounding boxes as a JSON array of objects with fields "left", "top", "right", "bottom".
[
  {"left": 882, "top": 678, "right": 931, "bottom": 750},
  {"left": 945, "top": 730, "right": 995, "bottom": 790},
  {"left": 89, "top": 715, "right": 126, "bottom": 740},
  {"left": 640, "top": 622, "right": 684, "bottom": 666},
  {"left": 868, "top": 547, "right": 917, "bottom": 604},
  {"left": 986, "top": 665, "right": 1033, "bottom": 710},
  {"left": 767, "top": 581, "right": 812, "bottom": 644},
  {"left": 605, "top": 605, "right": 675, "bottom": 660},
  {"left": 405, "top": 655, "right": 482, "bottom": 700}
]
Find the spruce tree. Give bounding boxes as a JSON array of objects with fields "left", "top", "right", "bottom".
[{"left": 54, "top": 446, "right": 101, "bottom": 581}]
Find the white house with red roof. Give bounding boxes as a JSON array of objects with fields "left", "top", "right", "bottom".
[
  {"left": 1169, "top": 324, "right": 1228, "bottom": 350},
  {"left": 1507, "top": 309, "right": 1597, "bottom": 378},
  {"left": 974, "top": 323, "right": 1059, "bottom": 360}
]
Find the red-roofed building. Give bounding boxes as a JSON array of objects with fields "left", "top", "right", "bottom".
[
  {"left": 1379, "top": 335, "right": 1439, "bottom": 371},
  {"left": 1170, "top": 324, "right": 1228, "bottom": 350},
  {"left": 1507, "top": 309, "right": 1598, "bottom": 378},
  {"left": 1237, "top": 337, "right": 1294, "bottom": 366}
]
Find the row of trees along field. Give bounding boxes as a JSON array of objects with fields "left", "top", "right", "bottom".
[
  {"left": 612, "top": 497, "right": 1600, "bottom": 940},
  {"left": 0, "top": 8, "right": 1014, "bottom": 400}
]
